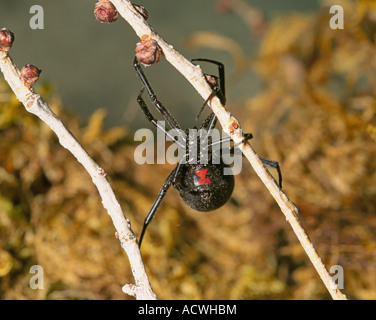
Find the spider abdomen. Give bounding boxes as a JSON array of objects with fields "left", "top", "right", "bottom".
[{"left": 175, "top": 163, "right": 234, "bottom": 212}]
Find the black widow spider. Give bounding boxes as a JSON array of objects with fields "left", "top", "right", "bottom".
[{"left": 133, "top": 57, "right": 282, "bottom": 247}]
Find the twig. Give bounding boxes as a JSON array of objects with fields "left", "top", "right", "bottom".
[
  {"left": 110, "top": 0, "right": 347, "bottom": 300},
  {"left": 0, "top": 49, "right": 156, "bottom": 300}
]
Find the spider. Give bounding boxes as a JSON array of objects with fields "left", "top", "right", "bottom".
[{"left": 133, "top": 57, "right": 282, "bottom": 247}]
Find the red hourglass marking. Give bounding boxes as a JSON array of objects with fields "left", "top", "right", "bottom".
[{"left": 195, "top": 169, "right": 211, "bottom": 185}]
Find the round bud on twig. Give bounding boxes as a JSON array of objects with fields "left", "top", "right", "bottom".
[
  {"left": 94, "top": 0, "right": 119, "bottom": 23},
  {"left": 20, "top": 64, "right": 42, "bottom": 87},
  {"left": 0, "top": 28, "right": 14, "bottom": 52},
  {"left": 133, "top": 4, "right": 149, "bottom": 20},
  {"left": 135, "top": 35, "right": 162, "bottom": 66}
]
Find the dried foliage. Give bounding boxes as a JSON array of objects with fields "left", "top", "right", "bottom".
[{"left": 1, "top": 0, "right": 376, "bottom": 300}]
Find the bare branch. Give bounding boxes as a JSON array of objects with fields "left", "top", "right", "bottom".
[
  {"left": 0, "top": 47, "right": 156, "bottom": 300},
  {"left": 109, "top": 0, "right": 347, "bottom": 300}
]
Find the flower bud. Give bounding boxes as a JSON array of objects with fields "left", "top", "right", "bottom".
[
  {"left": 135, "top": 35, "right": 162, "bottom": 66},
  {"left": 94, "top": 0, "right": 119, "bottom": 23},
  {"left": 20, "top": 64, "right": 42, "bottom": 87},
  {"left": 0, "top": 28, "right": 14, "bottom": 52}
]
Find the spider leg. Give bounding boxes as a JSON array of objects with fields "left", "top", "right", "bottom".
[
  {"left": 200, "top": 112, "right": 217, "bottom": 131},
  {"left": 259, "top": 157, "right": 283, "bottom": 189},
  {"left": 200, "top": 112, "right": 218, "bottom": 146},
  {"left": 195, "top": 90, "right": 218, "bottom": 121},
  {"left": 196, "top": 113, "right": 219, "bottom": 163},
  {"left": 210, "top": 133, "right": 253, "bottom": 164},
  {"left": 137, "top": 88, "right": 185, "bottom": 148},
  {"left": 209, "top": 133, "right": 283, "bottom": 187},
  {"left": 138, "top": 167, "right": 177, "bottom": 248},
  {"left": 134, "top": 57, "right": 182, "bottom": 131},
  {"left": 191, "top": 58, "right": 226, "bottom": 104},
  {"left": 210, "top": 132, "right": 254, "bottom": 148},
  {"left": 191, "top": 58, "right": 226, "bottom": 120}
]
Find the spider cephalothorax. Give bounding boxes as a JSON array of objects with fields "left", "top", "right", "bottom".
[{"left": 133, "top": 57, "right": 282, "bottom": 247}]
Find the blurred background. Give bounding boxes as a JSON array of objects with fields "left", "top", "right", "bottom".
[
  {"left": 1, "top": 0, "right": 376, "bottom": 300},
  {"left": 0, "top": 0, "right": 320, "bottom": 130}
]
